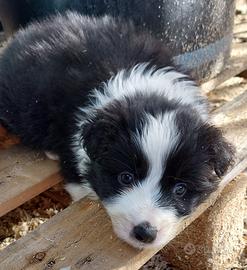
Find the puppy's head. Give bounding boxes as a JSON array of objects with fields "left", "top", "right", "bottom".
[{"left": 81, "top": 96, "right": 234, "bottom": 249}]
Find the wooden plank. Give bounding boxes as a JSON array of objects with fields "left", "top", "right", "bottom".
[
  {"left": 201, "top": 58, "right": 247, "bottom": 93},
  {"left": 0, "top": 89, "right": 247, "bottom": 270},
  {"left": 201, "top": 43, "right": 247, "bottom": 93},
  {"left": 231, "top": 43, "right": 247, "bottom": 59},
  {"left": 234, "top": 22, "right": 247, "bottom": 34},
  {"left": 0, "top": 125, "right": 20, "bottom": 149},
  {"left": 0, "top": 146, "right": 61, "bottom": 217}
]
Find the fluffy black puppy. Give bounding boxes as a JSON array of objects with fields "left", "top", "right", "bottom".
[{"left": 0, "top": 12, "right": 234, "bottom": 249}]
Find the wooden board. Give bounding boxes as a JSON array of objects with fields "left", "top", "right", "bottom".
[
  {"left": 201, "top": 43, "right": 247, "bottom": 93},
  {"left": 0, "top": 89, "right": 246, "bottom": 270},
  {"left": 0, "top": 147, "right": 61, "bottom": 217},
  {"left": 234, "top": 22, "right": 247, "bottom": 34}
]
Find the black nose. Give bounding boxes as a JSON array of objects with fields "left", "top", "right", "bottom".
[{"left": 132, "top": 222, "right": 157, "bottom": 243}]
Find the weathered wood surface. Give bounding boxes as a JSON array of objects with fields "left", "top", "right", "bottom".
[
  {"left": 201, "top": 43, "right": 247, "bottom": 93},
  {"left": 0, "top": 147, "right": 61, "bottom": 217},
  {"left": 234, "top": 22, "right": 247, "bottom": 34},
  {"left": 0, "top": 88, "right": 246, "bottom": 270}
]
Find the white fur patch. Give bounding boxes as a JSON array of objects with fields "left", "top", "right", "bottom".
[
  {"left": 71, "top": 134, "right": 90, "bottom": 176},
  {"left": 68, "top": 132, "right": 95, "bottom": 201},
  {"left": 86, "top": 63, "right": 208, "bottom": 120},
  {"left": 65, "top": 182, "right": 98, "bottom": 201},
  {"left": 104, "top": 185, "right": 180, "bottom": 248},
  {"left": 70, "top": 121, "right": 91, "bottom": 178},
  {"left": 104, "top": 112, "right": 181, "bottom": 248},
  {"left": 136, "top": 112, "right": 180, "bottom": 183}
]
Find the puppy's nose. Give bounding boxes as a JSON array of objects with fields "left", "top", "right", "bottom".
[{"left": 132, "top": 222, "right": 157, "bottom": 243}]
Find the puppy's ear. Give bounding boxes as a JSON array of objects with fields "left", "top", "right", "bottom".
[
  {"left": 82, "top": 116, "right": 119, "bottom": 161},
  {"left": 202, "top": 125, "right": 235, "bottom": 178}
]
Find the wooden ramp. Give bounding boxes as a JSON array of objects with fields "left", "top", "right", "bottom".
[{"left": 0, "top": 147, "right": 61, "bottom": 217}]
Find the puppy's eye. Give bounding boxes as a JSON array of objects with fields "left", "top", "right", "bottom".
[
  {"left": 173, "top": 183, "right": 187, "bottom": 197},
  {"left": 118, "top": 172, "right": 134, "bottom": 185}
]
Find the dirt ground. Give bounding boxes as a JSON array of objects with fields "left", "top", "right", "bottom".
[{"left": 0, "top": 1, "right": 246, "bottom": 270}]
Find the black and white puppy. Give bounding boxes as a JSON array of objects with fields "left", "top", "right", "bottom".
[{"left": 0, "top": 12, "right": 234, "bottom": 249}]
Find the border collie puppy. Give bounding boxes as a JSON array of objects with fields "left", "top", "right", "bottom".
[{"left": 0, "top": 12, "right": 234, "bottom": 249}]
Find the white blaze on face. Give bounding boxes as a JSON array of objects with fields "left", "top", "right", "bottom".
[{"left": 104, "top": 112, "right": 182, "bottom": 249}]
